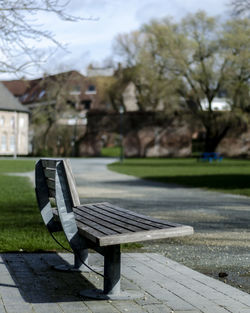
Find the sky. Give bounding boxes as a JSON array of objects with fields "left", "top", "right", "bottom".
[{"left": 1, "top": 0, "right": 231, "bottom": 80}]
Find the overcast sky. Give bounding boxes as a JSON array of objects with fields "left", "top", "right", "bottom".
[{"left": 2, "top": 0, "right": 231, "bottom": 80}]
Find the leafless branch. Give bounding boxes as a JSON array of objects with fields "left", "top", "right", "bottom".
[
  {"left": 230, "top": 0, "right": 250, "bottom": 16},
  {"left": 0, "top": 0, "right": 91, "bottom": 75}
]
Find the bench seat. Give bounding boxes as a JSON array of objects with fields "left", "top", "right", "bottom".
[{"left": 74, "top": 202, "right": 193, "bottom": 246}]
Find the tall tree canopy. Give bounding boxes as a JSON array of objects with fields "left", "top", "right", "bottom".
[{"left": 113, "top": 11, "right": 250, "bottom": 152}]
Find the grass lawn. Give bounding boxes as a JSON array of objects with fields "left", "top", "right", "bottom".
[
  {"left": 0, "top": 159, "right": 36, "bottom": 173},
  {"left": 0, "top": 159, "right": 69, "bottom": 252},
  {"left": 108, "top": 158, "right": 250, "bottom": 197},
  {"left": 101, "top": 146, "right": 121, "bottom": 158}
]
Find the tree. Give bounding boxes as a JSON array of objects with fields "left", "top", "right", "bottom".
[
  {"left": 31, "top": 71, "right": 87, "bottom": 156},
  {"left": 0, "top": 0, "right": 82, "bottom": 75},
  {"left": 230, "top": 0, "right": 250, "bottom": 16},
  {"left": 222, "top": 18, "right": 250, "bottom": 112},
  {"left": 113, "top": 31, "right": 180, "bottom": 113},
  {"left": 114, "top": 12, "right": 250, "bottom": 152}
]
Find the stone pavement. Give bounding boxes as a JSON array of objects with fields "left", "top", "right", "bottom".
[{"left": 1, "top": 252, "right": 250, "bottom": 313}]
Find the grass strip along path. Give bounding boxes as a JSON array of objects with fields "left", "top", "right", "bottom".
[
  {"left": 108, "top": 158, "right": 250, "bottom": 197},
  {"left": 0, "top": 159, "right": 69, "bottom": 252}
]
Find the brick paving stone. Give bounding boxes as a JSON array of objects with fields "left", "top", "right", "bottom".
[
  {"left": 134, "top": 255, "right": 244, "bottom": 313},
  {"left": 142, "top": 304, "right": 173, "bottom": 313},
  {"left": 112, "top": 300, "right": 147, "bottom": 313},
  {"left": 135, "top": 293, "right": 163, "bottom": 306},
  {"left": 58, "top": 301, "right": 92, "bottom": 313},
  {"left": 174, "top": 311, "right": 203, "bottom": 313},
  {"left": 147, "top": 253, "right": 250, "bottom": 311},
  {"left": 213, "top": 298, "right": 250, "bottom": 313},
  {"left": 0, "top": 301, "right": 6, "bottom": 313},
  {"left": 32, "top": 303, "right": 64, "bottom": 313},
  {"left": 123, "top": 264, "right": 195, "bottom": 311},
  {"left": 0, "top": 253, "right": 250, "bottom": 313},
  {"left": 3, "top": 303, "right": 34, "bottom": 313},
  {"left": 85, "top": 301, "right": 120, "bottom": 313}
]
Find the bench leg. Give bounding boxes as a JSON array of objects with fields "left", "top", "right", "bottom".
[
  {"left": 79, "top": 245, "right": 143, "bottom": 300},
  {"left": 74, "top": 249, "right": 89, "bottom": 271},
  {"left": 103, "top": 245, "right": 121, "bottom": 295},
  {"left": 53, "top": 248, "right": 89, "bottom": 272}
]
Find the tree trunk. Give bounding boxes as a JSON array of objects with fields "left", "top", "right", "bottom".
[{"left": 204, "top": 122, "right": 230, "bottom": 153}]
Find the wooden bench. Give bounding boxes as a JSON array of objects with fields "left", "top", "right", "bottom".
[{"left": 35, "top": 158, "right": 194, "bottom": 300}]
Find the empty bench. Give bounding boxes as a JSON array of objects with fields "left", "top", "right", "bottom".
[{"left": 35, "top": 158, "right": 194, "bottom": 300}]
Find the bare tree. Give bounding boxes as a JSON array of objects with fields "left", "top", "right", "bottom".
[
  {"left": 230, "top": 0, "right": 250, "bottom": 16},
  {"left": 0, "top": 0, "right": 84, "bottom": 74}
]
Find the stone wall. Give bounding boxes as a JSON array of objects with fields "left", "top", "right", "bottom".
[
  {"left": 78, "top": 111, "right": 193, "bottom": 157},
  {"left": 78, "top": 111, "right": 250, "bottom": 158},
  {"left": 218, "top": 129, "right": 250, "bottom": 158}
]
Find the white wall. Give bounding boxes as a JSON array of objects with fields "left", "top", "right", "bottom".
[{"left": 0, "top": 111, "right": 29, "bottom": 155}]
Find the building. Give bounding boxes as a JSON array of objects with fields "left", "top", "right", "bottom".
[
  {"left": 2, "top": 71, "right": 116, "bottom": 156},
  {"left": 0, "top": 83, "right": 29, "bottom": 155}
]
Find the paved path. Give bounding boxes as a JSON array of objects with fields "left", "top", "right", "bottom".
[
  {"left": 69, "top": 158, "right": 250, "bottom": 293},
  {"left": 1, "top": 252, "right": 250, "bottom": 313}
]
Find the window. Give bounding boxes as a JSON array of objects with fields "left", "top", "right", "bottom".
[
  {"left": 88, "top": 85, "right": 95, "bottom": 92},
  {"left": 19, "top": 117, "right": 24, "bottom": 128},
  {"left": 10, "top": 117, "right": 15, "bottom": 129},
  {"left": 10, "top": 135, "right": 15, "bottom": 152},
  {"left": 38, "top": 90, "right": 46, "bottom": 99},
  {"left": 1, "top": 134, "right": 7, "bottom": 151},
  {"left": 69, "top": 85, "right": 81, "bottom": 96},
  {"left": 85, "top": 85, "right": 96, "bottom": 95},
  {"left": 81, "top": 100, "right": 91, "bottom": 110},
  {"left": 0, "top": 116, "right": 5, "bottom": 126}
]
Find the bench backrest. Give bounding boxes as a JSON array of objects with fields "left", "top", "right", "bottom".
[
  {"left": 35, "top": 158, "right": 80, "bottom": 232},
  {"left": 35, "top": 158, "right": 87, "bottom": 253}
]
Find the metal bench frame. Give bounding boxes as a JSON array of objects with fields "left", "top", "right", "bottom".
[{"left": 35, "top": 158, "right": 194, "bottom": 300}]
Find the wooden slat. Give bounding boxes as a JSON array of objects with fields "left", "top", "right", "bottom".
[
  {"left": 101, "top": 202, "right": 179, "bottom": 227},
  {"left": 41, "top": 159, "right": 61, "bottom": 169},
  {"left": 76, "top": 225, "right": 103, "bottom": 245},
  {"left": 47, "top": 178, "right": 55, "bottom": 191},
  {"left": 74, "top": 212, "right": 118, "bottom": 236},
  {"left": 63, "top": 159, "right": 80, "bottom": 206},
  {"left": 49, "top": 189, "right": 55, "bottom": 198},
  {"left": 74, "top": 207, "right": 136, "bottom": 234},
  {"left": 98, "top": 225, "right": 194, "bottom": 246},
  {"left": 90, "top": 202, "right": 179, "bottom": 229},
  {"left": 80, "top": 204, "right": 159, "bottom": 231},
  {"left": 44, "top": 168, "right": 55, "bottom": 180}
]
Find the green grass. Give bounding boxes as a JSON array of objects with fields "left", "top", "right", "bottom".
[
  {"left": 101, "top": 146, "right": 121, "bottom": 158},
  {"left": 0, "top": 159, "right": 69, "bottom": 252},
  {"left": 0, "top": 159, "right": 36, "bottom": 173},
  {"left": 108, "top": 158, "right": 250, "bottom": 197}
]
